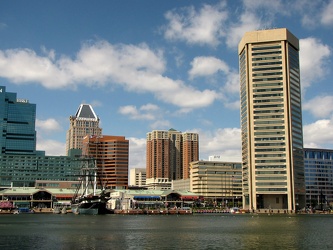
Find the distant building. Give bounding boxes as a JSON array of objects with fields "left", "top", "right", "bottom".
[
  {"left": 0, "top": 154, "right": 84, "bottom": 187},
  {"left": 82, "top": 135, "right": 129, "bottom": 190},
  {"left": 129, "top": 168, "right": 146, "bottom": 187},
  {"left": 172, "top": 179, "right": 191, "bottom": 191},
  {"left": 146, "top": 129, "right": 199, "bottom": 180},
  {"left": 0, "top": 86, "right": 84, "bottom": 187},
  {"left": 208, "top": 156, "right": 223, "bottom": 161},
  {"left": 238, "top": 28, "right": 305, "bottom": 211},
  {"left": 190, "top": 161, "right": 242, "bottom": 207},
  {"left": 0, "top": 86, "right": 38, "bottom": 155},
  {"left": 145, "top": 178, "right": 172, "bottom": 190},
  {"left": 304, "top": 148, "right": 333, "bottom": 208},
  {"left": 66, "top": 104, "right": 102, "bottom": 156}
]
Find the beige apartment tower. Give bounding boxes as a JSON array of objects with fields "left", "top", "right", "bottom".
[
  {"left": 238, "top": 28, "right": 305, "bottom": 211},
  {"left": 146, "top": 129, "right": 199, "bottom": 180},
  {"left": 66, "top": 104, "right": 102, "bottom": 155}
]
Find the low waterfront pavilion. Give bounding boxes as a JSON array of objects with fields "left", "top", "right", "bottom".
[
  {"left": 0, "top": 187, "right": 76, "bottom": 209},
  {"left": 108, "top": 189, "right": 199, "bottom": 210}
]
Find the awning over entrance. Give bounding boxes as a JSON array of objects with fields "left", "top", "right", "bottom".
[
  {"left": 133, "top": 196, "right": 161, "bottom": 199},
  {"left": 181, "top": 196, "right": 199, "bottom": 200}
]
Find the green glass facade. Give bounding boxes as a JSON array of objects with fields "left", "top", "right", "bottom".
[
  {"left": 304, "top": 148, "right": 333, "bottom": 208},
  {"left": 0, "top": 154, "right": 85, "bottom": 187},
  {"left": 0, "top": 86, "right": 85, "bottom": 187},
  {"left": 0, "top": 86, "right": 36, "bottom": 155}
]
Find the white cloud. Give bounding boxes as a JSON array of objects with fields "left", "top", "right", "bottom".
[
  {"left": 303, "top": 118, "right": 333, "bottom": 148},
  {"left": 189, "top": 56, "right": 229, "bottom": 79},
  {"left": 199, "top": 127, "right": 242, "bottom": 162},
  {"left": 36, "top": 118, "right": 62, "bottom": 133},
  {"left": 300, "top": 37, "right": 331, "bottom": 88},
  {"left": 0, "top": 41, "right": 218, "bottom": 109},
  {"left": 188, "top": 56, "right": 239, "bottom": 95},
  {"left": 150, "top": 119, "right": 172, "bottom": 130},
  {"left": 36, "top": 139, "right": 66, "bottom": 156},
  {"left": 128, "top": 137, "right": 146, "bottom": 169},
  {"left": 226, "top": 0, "right": 289, "bottom": 49},
  {"left": 118, "top": 104, "right": 157, "bottom": 120},
  {"left": 303, "top": 96, "right": 333, "bottom": 118},
  {"left": 226, "top": 11, "right": 262, "bottom": 48},
  {"left": 321, "top": 0, "right": 333, "bottom": 25},
  {"left": 163, "top": 2, "right": 228, "bottom": 46}
]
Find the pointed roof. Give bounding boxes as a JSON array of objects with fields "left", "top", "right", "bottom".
[{"left": 75, "top": 104, "right": 98, "bottom": 121}]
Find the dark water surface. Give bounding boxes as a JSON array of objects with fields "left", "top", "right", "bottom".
[{"left": 0, "top": 213, "right": 332, "bottom": 249}]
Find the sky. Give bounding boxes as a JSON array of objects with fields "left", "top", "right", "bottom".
[{"left": 0, "top": 0, "right": 333, "bottom": 169}]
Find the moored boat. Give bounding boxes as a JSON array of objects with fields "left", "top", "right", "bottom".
[{"left": 71, "top": 162, "right": 113, "bottom": 215}]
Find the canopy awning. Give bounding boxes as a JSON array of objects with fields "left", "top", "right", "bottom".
[
  {"left": 133, "top": 196, "right": 161, "bottom": 199},
  {"left": 181, "top": 196, "right": 199, "bottom": 200}
]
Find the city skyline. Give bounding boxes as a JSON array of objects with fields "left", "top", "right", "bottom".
[{"left": 0, "top": 1, "right": 332, "bottom": 169}]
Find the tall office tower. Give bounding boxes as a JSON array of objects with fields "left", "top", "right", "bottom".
[
  {"left": 238, "top": 28, "right": 305, "bottom": 211},
  {"left": 0, "top": 86, "right": 37, "bottom": 155},
  {"left": 66, "top": 104, "right": 102, "bottom": 156},
  {"left": 146, "top": 129, "right": 199, "bottom": 180},
  {"left": 82, "top": 135, "right": 129, "bottom": 189}
]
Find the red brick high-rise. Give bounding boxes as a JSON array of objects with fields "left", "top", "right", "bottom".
[{"left": 146, "top": 129, "right": 199, "bottom": 180}]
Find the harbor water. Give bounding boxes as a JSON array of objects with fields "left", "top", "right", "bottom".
[{"left": 0, "top": 213, "right": 332, "bottom": 249}]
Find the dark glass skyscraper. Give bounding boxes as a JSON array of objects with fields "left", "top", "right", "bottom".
[{"left": 0, "top": 86, "right": 37, "bottom": 155}]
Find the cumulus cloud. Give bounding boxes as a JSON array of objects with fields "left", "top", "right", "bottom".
[
  {"left": 303, "top": 96, "right": 333, "bottom": 118},
  {"left": 0, "top": 41, "right": 218, "bottom": 109},
  {"left": 199, "top": 127, "right": 242, "bottom": 162},
  {"left": 300, "top": 38, "right": 331, "bottom": 88},
  {"left": 321, "top": 0, "right": 333, "bottom": 25},
  {"left": 150, "top": 119, "right": 172, "bottom": 130},
  {"left": 189, "top": 56, "right": 229, "bottom": 79},
  {"left": 163, "top": 2, "right": 228, "bottom": 46},
  {"left": 303, "top": 118, "right": 333, "bottom": 148},
  {"left": 226, "top": 0, "right": 290, "bottom": 48},
  {"left": 128, "top": 137, "right": 146, "bottom": 169},
  {"left": 36, "top": 118, "right": 62, "bottom": 133},
  {"left": 188, "top": 56, "right": 239, "bottom": 95},
  {"left": 36, "top": 138, "right": 66, "bottom": 156},
  {"left": 226, "top": 11, "right": 263, "bottom": 48},
  {"left": 118, "top": 104, "right": 159, "bottom": 120}
]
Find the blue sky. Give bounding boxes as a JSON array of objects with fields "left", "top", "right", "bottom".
[{"left": 1, "top": 0, "right": 332, "bottom": 169}]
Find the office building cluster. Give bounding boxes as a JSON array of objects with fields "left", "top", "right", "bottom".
[{"left": 1, "top": 28, "right": 333, "bottom": 211}]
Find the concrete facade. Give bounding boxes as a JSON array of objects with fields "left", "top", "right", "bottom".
[
  {"left": 190, "top": 161, "right": 242, "bottom": 207},
  {"left": 239, "top": 28, "right": 305, "bottom": 211}
]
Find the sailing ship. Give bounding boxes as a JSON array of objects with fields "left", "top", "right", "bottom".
[{"left": 71, "top": 161, "right": 112, "bottom": 215}]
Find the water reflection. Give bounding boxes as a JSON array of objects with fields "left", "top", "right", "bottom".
[{"left": 0, "top": 214, "right": 332, "bottom": 249}]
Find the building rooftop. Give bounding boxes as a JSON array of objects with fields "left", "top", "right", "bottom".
[{"left": 74, "top": 104, "right": 98, "bottom": 120}]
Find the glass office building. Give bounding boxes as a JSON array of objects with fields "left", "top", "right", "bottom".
[
  {"left": 0, "top": 86, "right": 36, "bottom": 155},
  {"left": 304, "top": 148, "right": 333, "bottom": 208},
  {"left": 0, "top": 86, "right": 84, "bottom": 187},
  {"left": 0, "top": 154, "right": 85, "bottom": 187}
]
